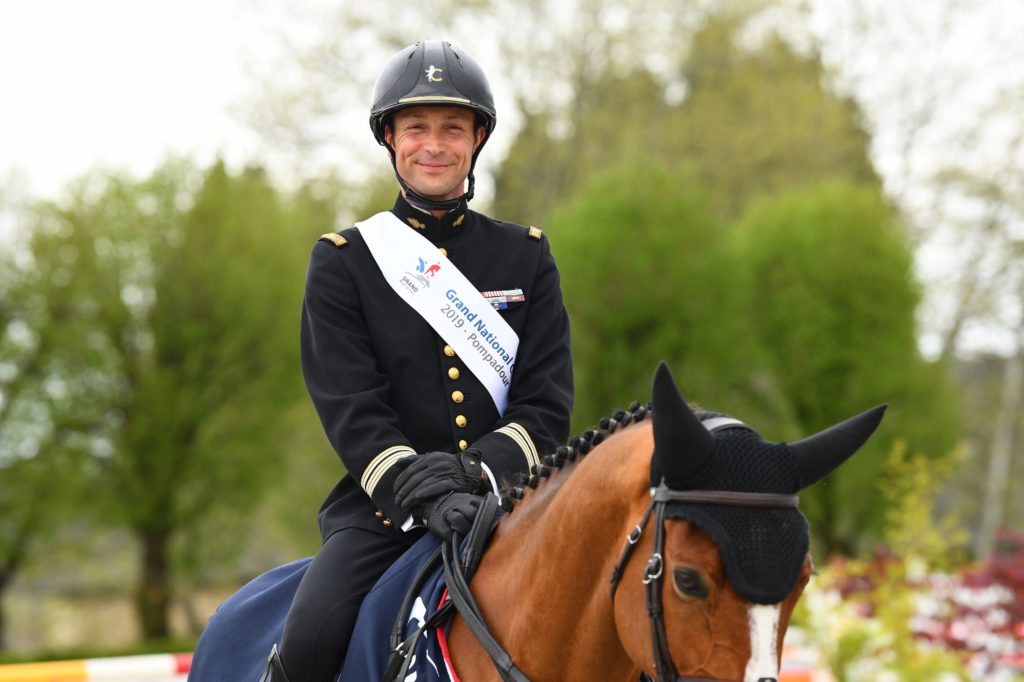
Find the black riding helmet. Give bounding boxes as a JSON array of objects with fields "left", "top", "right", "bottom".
[{"left": 370, "top": 40, "right": 496, "bottom": 211}]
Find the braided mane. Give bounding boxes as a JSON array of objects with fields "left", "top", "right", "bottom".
[{"left": 498, "top": 401, "right": 651, "bottom": 513}]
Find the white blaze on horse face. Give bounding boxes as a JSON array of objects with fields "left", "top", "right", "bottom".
[{"left": 744, "top": 603, "right": 781, "bottom": 681}]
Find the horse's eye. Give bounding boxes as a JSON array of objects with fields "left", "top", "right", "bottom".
[{"left": 673, "top": 568, "right": 708, "bottom": 599}]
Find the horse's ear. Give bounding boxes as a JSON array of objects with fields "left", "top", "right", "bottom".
[
  {"left": 651, "top": 362, "right": 714, "bottom": 487},
  {"left": 790, "top": 405, "right": 887, "bottom": 489}
]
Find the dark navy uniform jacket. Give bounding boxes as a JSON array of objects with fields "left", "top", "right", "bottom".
[{"left": 301, "top": 194, "right": 573, "bottom": 543}]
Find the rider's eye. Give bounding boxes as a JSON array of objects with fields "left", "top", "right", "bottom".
[{"left": 673, "top": 568, "right": 708, "bottom": 599}]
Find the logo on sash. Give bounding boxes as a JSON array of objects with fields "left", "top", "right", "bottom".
[{"left": 402, "top": 258, "right": 442, "bottom": 291}]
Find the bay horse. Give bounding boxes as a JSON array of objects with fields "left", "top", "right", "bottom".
[
  {"left": 190, "top": 362, "right": 884, "bottom": 681},
  {"left": 442, "top": 363, "right": 884, "bottom": 681}
]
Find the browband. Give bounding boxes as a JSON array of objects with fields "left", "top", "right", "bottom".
[{"left": 651, "top": 487, "right": 799, "bottom": 508}]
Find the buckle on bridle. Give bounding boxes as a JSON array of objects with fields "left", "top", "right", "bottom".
[
  {"left": 628, "top": 524, "right": 643, "bottom": 545},
  {"left": 642, "top": 553, "right": 663, "bottom": 584}
]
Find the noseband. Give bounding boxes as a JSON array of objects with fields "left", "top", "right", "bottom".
[{"left": 608, "top": 419, "right": 800, "bottom": 682}]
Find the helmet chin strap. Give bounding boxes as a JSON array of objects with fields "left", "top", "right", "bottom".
[{"left": 386, "top": 146, "right": 477, "bottom": 212}]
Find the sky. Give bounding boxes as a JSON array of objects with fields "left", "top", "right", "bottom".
[
  {"left": 2, "top": 1, "right": 1020, "bottom": 195},
  {"left": 0, "top": 0, "right": 264, "bottom": 200}
]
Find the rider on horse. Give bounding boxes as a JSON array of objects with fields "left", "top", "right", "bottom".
[{"left": 263, "top": 40, "right": 574, "bottom": 682}]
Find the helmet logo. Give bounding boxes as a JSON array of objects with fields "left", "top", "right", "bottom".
[{"left": 425, "top": 65, "right": 444, "bottom": 83}]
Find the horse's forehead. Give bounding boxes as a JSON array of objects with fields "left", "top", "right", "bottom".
[{"left": 695, "top": 424, "right": 798, "bottom": 494}]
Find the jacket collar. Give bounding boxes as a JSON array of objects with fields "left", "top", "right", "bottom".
[{"left": 390, "top": 193, "right": 470, "bottom": 242}]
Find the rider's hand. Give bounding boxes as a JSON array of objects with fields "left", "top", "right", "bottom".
[
  {"left": 393, "top": 450, "right": 487, "bottom": 513},
  {"left": 423, "top": 491, "right": 482, "bottom": 541}
]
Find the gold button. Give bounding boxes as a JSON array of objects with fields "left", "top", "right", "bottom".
[
  {"left": 451, "top": 390, "right": 464, "bottom": 403},
  {"left": 448, "top": 367, "right": 460, "bottom": 380},
  {"left": 444, "top": 345, "right": 456, "bottom": 357},
  {"left": 458, "top": 440, "right": 469, "bottom": 451},
  {"left": 374, "top": 510, "right": 384, "bottom": 519},
  {"left": 455, "top": 415, "right": 467, "bottom": 428},
  {"left": 439, "top": 247, "right": 447, "bottom": 257},
  {"left": 382, "top": 518, "right": 393, "bottom": 528}
]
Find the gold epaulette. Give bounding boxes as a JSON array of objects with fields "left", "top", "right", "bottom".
[
  {"left": 527, "top": 226, "right": 543, "bottom": 241},
  {"left": 318, "top": 233, "right": 348, "bottom": 247}
]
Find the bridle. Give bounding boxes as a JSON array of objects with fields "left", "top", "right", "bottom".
[{"left": 608, "top": 418, "right": 801, "bottom": 682}]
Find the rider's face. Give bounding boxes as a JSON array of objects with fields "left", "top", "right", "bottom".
[{"left": 386, "top": 106, "right": 484, "bottom": 202}]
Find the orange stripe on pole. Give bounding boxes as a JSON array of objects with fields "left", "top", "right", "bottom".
[{"left": 0, "top": 659, "right": 88, "bottom": 682}]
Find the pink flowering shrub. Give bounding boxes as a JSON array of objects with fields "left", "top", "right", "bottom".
[
  {"left": 803, "top": 530, "right": 1024, "bottom": 681},
  {"left": 911, "top": 529, "right": 1024, "bottom": 678}
]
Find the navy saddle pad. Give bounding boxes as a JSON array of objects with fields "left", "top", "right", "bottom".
[{"left": 189, "top": 533, "right": 448, "bottom": 682}]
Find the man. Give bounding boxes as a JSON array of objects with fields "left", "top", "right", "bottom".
[{"left": 263, "top": 40, "right": 573, "bottom": 682}]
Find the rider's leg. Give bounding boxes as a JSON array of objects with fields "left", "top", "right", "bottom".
[{"left": 275, "top": 527, "right": 410, "bottom": 682}]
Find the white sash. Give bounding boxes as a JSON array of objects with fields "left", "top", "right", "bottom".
[{"left": 357, "top": 211, "right": 519, "bottom": 415}]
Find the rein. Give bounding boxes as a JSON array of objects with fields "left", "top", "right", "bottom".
[{"left": 383, "top": 493, "right": 532, "bottom": 682}]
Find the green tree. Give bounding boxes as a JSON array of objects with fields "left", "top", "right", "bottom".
[
  {"left": 108, "top": 163, "right": 312, "bottom": 637},
  {"left": 552, "top": 168, "right": 957, "bottom": 555},
  {"left": 176, "top": 174, "right": 351, "bottom": 598},
  {"left": 493, "top": 9, "right": 878, "bottom": 226},
  {"left": 731, "top": 181, "right": 959, "bottom": 554},
  {"left": 0, "top": 174, "right": 153, "bottom": 648},
  {"left": 492, "top": 71, "right": 674, "bottom": 225},
  {"left": 668, "top": 14, "right": 879, "bottom": 220},
  {"left": 17, "top": 162, "right": 322, "bottom": 639},
  {"left": 550, "top": 157, "right": 766, "bottom": 431}
]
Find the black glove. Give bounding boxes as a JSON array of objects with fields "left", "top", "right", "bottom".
[
  {"left": 423, "top": 491, "right": 482, "bottom": 541},
  {"left": 393, "top": 450, "right": 487, "bottom": 513}
]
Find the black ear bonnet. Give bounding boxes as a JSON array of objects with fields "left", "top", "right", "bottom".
[
  {"left": 648, "top": 362, "right": 885, "bottom": 605},
  {"left": 659, "top": 415, "right": 809, "bottom": 604}
]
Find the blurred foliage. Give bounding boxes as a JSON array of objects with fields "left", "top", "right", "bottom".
[
  {"left": 494, "top": 69, "right": 676, "bottom": 226},
  {"left": 787, "top": 437, "right": 1024, "bottom": 680},
  {"left": 1, "top": 160, "right": 336, "bottom": 641},
  {"left": 672, "top": 15, "right": 879, "bottom": 219},
  {"left": 797, "top": 562, "right": 972, "bottom": 681},
  {"left": 0, "top": 165, "right": 196, "bottom": 647},
  {"left": 493, "top": 11, "right": 877, "bottom": 226},
  {"left": 730, "top": 181, "right": 960, "bottom": 553},
  {"left": 948, "top": 356, "right": 1024, "bottom": 555},
  {"left": 550, "top": 158, "right": 760, "bottom": 428},
  {"left": 551, "top": 155, "right": 959, "bottom": 554},
  {"left": 881, "top": 441, "right": 969, "bottom": 572},
  {"left": 111, "top": 163, "right": 322, "bottom": 637}
]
